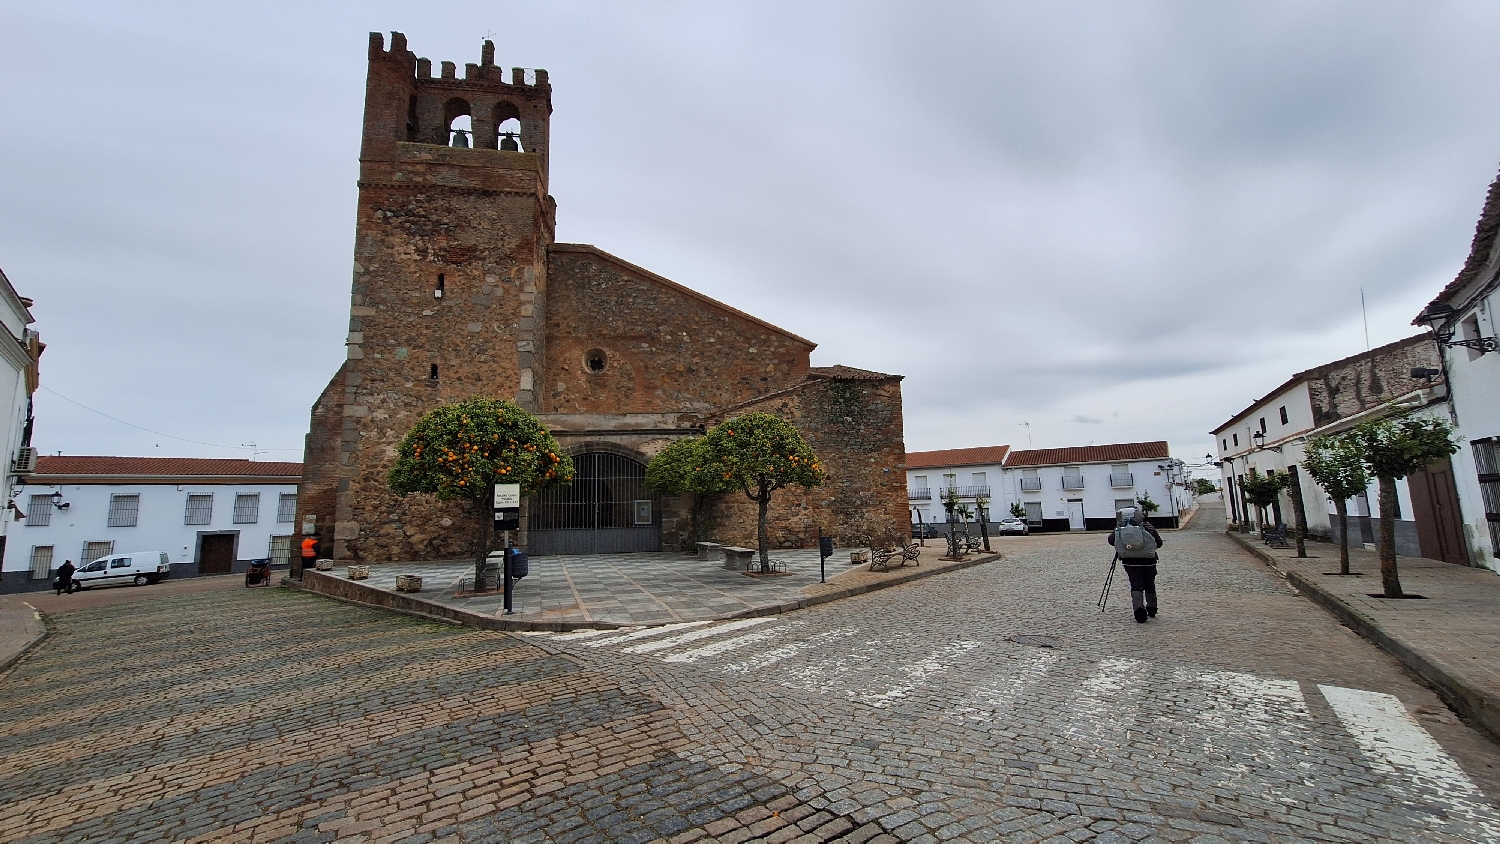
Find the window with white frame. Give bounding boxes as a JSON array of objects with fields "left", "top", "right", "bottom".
[
  {"left": 942, "top": 473, "right": 957, "bottom": 491},
  {"left": 26, "top": 494, "right": 51, "bottom": 526},
  {"left": 184, "top": 494, "right": 213, "bottom": 526},
  {"left": 1114, "top": 498, "right": 1136, "bottom": 513},
  {"left": 1020, "top": 468, "right": 1041, "bottom": 492},
  {"left": 277, "top": 493, "right": 297, "bottom": 523},
  {"left": 1023, "top": 501, "right": 1043, "bottom": 523},
  {"left": 29, "top": 546, "right": 53, "bottom": 579},
  {"left": 1062, "top": 467, "right": 1085, "bottom": 490},
  {"left": 82, "top": 540, "right": 114, "bottom": 564},
  {"left": 233, "top": 493, "right": 260, "bottom": 524},
  {"left": 107, "top": 494, "right": 140, "bottom": 528}
]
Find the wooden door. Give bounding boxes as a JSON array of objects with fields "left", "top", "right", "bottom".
[
  {"left": 199, "top": 534, "right": 235, "bottom": 574},
  {"left": 1408, "top": 457, "right": 1469, "bottom": 565}
]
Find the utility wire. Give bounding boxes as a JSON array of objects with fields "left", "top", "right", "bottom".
[{"left": 39, "top": 386, "right": 301, "bottom": 453}]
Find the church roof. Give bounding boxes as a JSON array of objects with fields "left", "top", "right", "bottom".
[
  {"left": 808, "top": 365, "right": 901, "bottom": 380},
  {"left": 549, "top": 243, "right": 816, "bottom": 348}
]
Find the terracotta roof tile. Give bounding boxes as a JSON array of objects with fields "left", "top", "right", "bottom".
[
  {"left": 808, "top": 365, "right": 901, "bottom": 380},
  {"left": 1003, "top": 441, "right": 1170, "bottom": 467},
  {"left": 905, "top": 445, "right": 1012, "bottom": 469},
  {"left": 34, "top": 456, "right": 302, "bottom": 478}
]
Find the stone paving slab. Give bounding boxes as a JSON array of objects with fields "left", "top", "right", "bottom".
[
  {"left": 1228, "top": 528, "right": 1500, "bottom": 743},
  {"left": 0, "top": 598, "right": 46, "bottom": 674},
  {"left": 301, "top": 542, "right": 1003, "bottom": 630}
]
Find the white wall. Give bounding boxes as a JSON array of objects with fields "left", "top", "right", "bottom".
[
  {"left": 1441, "top": 289, "right": 1500, "bottom": 570},
  {"left": 1004, "top": 459, "right": 1186, "bottom": 524},
  {"left": 3, "top": 482, "right": 298, "bottom": 581},
  {"left": 905, "top": 464, "right": 1003, "bottom": 524}
]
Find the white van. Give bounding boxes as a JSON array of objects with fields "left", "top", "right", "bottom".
[{"left": 71, "top": 551, "right": 172, "bottom": 589}]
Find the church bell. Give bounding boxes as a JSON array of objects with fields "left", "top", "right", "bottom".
[
  {"left": 450, "top": 130, "right": 470, "bottom": 148},
  {"left": 499, "top": 132, "right": 520, "bottom": 152}
]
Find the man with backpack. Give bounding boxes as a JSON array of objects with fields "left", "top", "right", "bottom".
[{"left": 1107, "top": 506, "right": 1163, "bottom": 623}]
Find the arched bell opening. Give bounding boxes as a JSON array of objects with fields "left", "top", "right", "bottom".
[
  {"left": 444, "top": 97, "right": 472, "bottom": 148},
  {"left": 493, "top": 101, "right": 523, "bottom": 151}
]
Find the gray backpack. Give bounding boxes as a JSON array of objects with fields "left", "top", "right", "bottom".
[{"left": 1114, "top": 524, "right": 1158, "bottom": 559}]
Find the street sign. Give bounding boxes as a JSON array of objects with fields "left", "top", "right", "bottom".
[
  {"left": 493, "top": 483, "right": 521, "bottom": 509},
  {"left": 494, "top": 508, "right": 520, "bottom": 530}
]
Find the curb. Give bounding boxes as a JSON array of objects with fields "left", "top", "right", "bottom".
[
  {"left": 1226, "top": 530, "right": 1500, "bottom": 743},
  {"left": 0, "top": 612, "right": 51, "bottom": 677},
  {"left": 293, "top": 552, "right": 1004, "bottom": 633}
]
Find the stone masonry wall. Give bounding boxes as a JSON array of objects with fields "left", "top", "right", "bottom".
[
  {"left": 543, "top": 245, "right": 814, "bottom": 415},
  {"left": 697, "top": 372, "right": 908, "bottom": 552},
  {"left": 1306, "top": 335, "right": 1441, "bottom": 428}
]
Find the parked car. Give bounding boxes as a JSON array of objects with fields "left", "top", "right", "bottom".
[
  {"left": 911, "top": 522, "right": 942, "bottom": 538},
  {"left": 996, "top": 518, "right": 1030, "bottom": 536},
  {"left": 71, "top": 551, "right": 172, "bottom": 589}
]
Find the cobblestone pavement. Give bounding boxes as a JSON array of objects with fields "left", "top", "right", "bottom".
[{"left": 3, "top": 505, "right": 1500, "bottom": 842}]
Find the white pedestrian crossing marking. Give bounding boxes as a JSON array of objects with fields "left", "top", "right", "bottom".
[
  {"left": 855, "top": 640, "right": 981, "bottom": 708},
  {"left": 662, "top": 624, "right": 797, "bottom": 663},
  {"left": 720, "top": 629, "right": 857, "bottom": 673},
  {"left": 579, "top": 621, "right": 711, "bottom": 647},
  {"left": 948, "top": 649, "right": 1060, "bottom": 723},
  {"left": 621, "top": 618, "right": 774, "bottom": 654},
  {"left": 1320, "top": 684, "right": 1500, "bottom": 839}
]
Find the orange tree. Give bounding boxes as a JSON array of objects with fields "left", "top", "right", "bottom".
[
  {"left": 703, "top": 413, "right": 825, "bottom": 573},
  {"left": 644, "top": 436, "right": 733, "bottom": 550},
  {"left": 388, "top": 397, "right": 573, "bottom": 588}
]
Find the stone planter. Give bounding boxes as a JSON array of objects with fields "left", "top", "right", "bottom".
[
  {"left": 314, "top": 559, "right": 334, "bottom": 571},
  {"left": 395, "top": 574, "right": 423, "bottom": 593},
  {"left": 346, "top": 565, "right": 369, "bottom": 580},
  {"left": 850, "top": 550, "right": 870, "bottom": 564}
]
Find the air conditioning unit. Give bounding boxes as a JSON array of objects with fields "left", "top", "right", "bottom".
[{"left": 13, "top": 447, "right": 35, "bottom": 474}]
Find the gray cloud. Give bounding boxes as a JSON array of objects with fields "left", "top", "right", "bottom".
[
  {"left": 1073, "top": 416, "right": 1103, "bottom": 425},
  {"left": 2, "top": 1, "right": 1497, "bottom": 467}
]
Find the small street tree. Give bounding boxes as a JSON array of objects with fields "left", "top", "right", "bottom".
[
  {"left": 1009, "top": 501, "right": 1027, "bottom": 519},
  {"left": 1239, "top": 469, "right": 1290, "bottom": 532},
  {"left": 1343, "top": 414, "right": 1457, "bottom": 597},
  {"left": 1302, "top": 433, "right": 1371, "bottom": 575},
  {"left": 703, "top": 413, "right": 825, "bottom": 573},
  {"left": 644, "top": 437, "right": 732, "bottom": 551},
  {"left": 1136, "top": 492, "right": 1161, "bottom": 514},
  {"left": 1191, "top": 478, "right": 1218, "bottom": 497},
  {"left": 388, "top": 397, "right": 574, "bottom": 589}
]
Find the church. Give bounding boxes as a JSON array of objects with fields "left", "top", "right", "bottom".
[{"left": 297, "top": 33, "right": 909, "bottom": 561}]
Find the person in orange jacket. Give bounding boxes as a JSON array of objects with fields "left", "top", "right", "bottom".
[{"left": 299, "top": 534, "right": 320, "bottom": 577}]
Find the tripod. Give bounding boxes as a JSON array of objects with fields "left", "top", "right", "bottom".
[{"left": 1097, "top": 552, "right": 1119, "bottom": 612}]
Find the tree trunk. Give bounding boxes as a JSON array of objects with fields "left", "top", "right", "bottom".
[
  {"left": 1334, "top": 497, "right": 1350, "bottom": 575},
  {"left": 1287, "top": 466, "right": 1308, "bottom": 558},
  {"left": 1378, "top": 476, "right": 1403, "bottom": 598},
  {"left": 756, "top": 490, "right": 770, "bottom": 574},
  {"left": 474, "top": 497, "right": 492, "bottom": 592},
  {"left": 1270, "top": 497, "right": 1284, "bottom": 530},
  {"left": 691, "top": 493, "right": 705, "bottom": 549}
]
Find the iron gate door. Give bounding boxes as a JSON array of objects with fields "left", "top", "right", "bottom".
[{"left": 527, "top": 452, "right": 661, "bottom": 555}]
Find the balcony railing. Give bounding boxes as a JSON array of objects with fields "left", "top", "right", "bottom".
[
  {"left": 939, "top": 485, "right": 991, "bottom": 499},
  {"left": 1019, "top": 478, "right": 1042, "bottom": 492},
  {"left": 908, "top": 488, "right": 931, "bottom": 500},
  {"left": 1062, "top": 476, "right": 1085, "bottom": 490},
  {"left": 1110, "top": 472, "right": 1134, "bottom": 488}
]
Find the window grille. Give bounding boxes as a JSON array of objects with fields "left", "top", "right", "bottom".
[
  {"left": 82, "top": 540, "right": 114, "bottom": 564},
  {"left": 270, "top": 535, "right": 293, "bottom": 566},
  {"left": 107, "top": 494, "right": 140, "bottom": 528},
  {"left": 26, "top": 494, "right": 51, "bottom": 526},
  {"left": 1062, "top": 470, "right": 1085, "bottom": 490},
  {"left": 277, "top": 493, "right": 297, "bottom": 523},
  {"left": 233, "top": 493, "right": 260, "bottom": 524},
  {"left": 29, "top": 546, "right": 53, "bottom": 579},
  {"left": 184, "top": 494, "right": 213, "bottom": 526},
  {"left": 1473, "top": 438, "right": 1500, "bottom": 556}
]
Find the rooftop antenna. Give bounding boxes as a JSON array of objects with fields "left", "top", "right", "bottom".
[
  {"left": 1020, "top": 421, "right": 1032, "bottom": 449},
  {"left": 1360, "top": 287, "right": 1371, "bottom": 351}
]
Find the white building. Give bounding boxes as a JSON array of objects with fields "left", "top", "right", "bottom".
[
  {"left": 0, "top": 265, "right": 42, "bottom": 579},
  {"left": 1, "top": 457, "right": 301, "bottom": 593},
  {"left": 1209, "top": 334, "right": 1458, "bottom": 562},
  {"left": 905, "top": 441, "right": 1193, "bottom": 532},
  {"left": 1413, "top": 168, "right": 1500, "bottom": 571}
]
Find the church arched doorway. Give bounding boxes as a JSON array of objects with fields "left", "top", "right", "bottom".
[{"left": 526, "top": 449, "right": 661, "bottom": 555}]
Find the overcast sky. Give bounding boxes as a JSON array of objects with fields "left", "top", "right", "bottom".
[{"left": 3, "top": 1, "right": 1499, "bottom": 469}]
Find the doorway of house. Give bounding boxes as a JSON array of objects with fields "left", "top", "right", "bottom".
[
  {"left": 1067, "top": 500, "right": 1085, "bottom": 531},
  {"left": 199, "top": 534, "right": 236, "bottom": 574},
  {"left": 1409, "top": 457, "right": 1469, "bottom": 565}
]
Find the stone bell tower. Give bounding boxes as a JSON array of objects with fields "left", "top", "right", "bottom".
[{"left": 298, "top": 32, "right": 555, "bottom": 561}]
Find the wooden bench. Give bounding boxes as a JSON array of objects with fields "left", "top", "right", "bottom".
[
  {"left": 870, "top": 537, "right": 921, "bottom": 572},
  {"left": 722, "top": 546, "right": 756, "bottom": 570}
]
